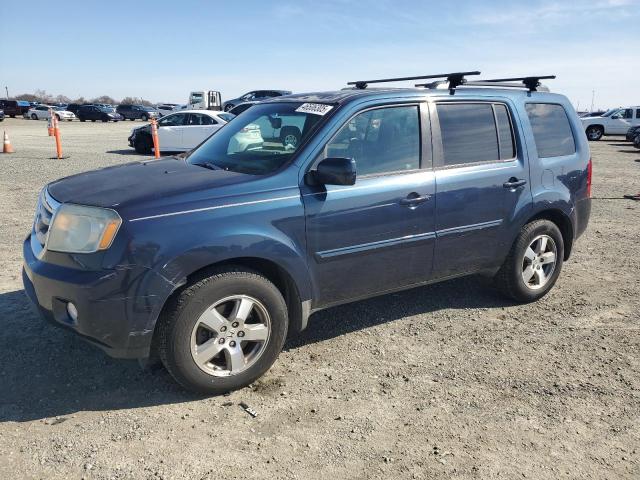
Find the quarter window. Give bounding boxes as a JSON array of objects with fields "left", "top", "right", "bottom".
[
  {"left": 325, "top": 106, "right": 420, "bottom": 176},
  {"left": 525, "top": 103, "right": 576, "bottom": 158},
  {"left": 437, "top": 103, "right": 514, "bottom": 166},
  {"left": 636, "top": 109, "right": 640, "bottom": 119}
]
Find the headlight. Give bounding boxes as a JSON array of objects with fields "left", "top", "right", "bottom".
[{"left": 47, "top": 204, "right": 122, "bottom": 253}]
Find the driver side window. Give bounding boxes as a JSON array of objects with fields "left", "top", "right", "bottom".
[
  {"left": 324, "top": 106, "right": 420, "bottom": 176},
  {"left": 159, "top": 113, "right": 187, "bottom": 127}
]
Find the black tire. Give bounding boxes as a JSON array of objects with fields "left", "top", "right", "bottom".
[
  {"left": 79, "top": 117, "right": 86, "bottom": 122},
  {"left": 157, "top": 267, "right": 288, "bottom": 394},
  {"left": 140, "top": 114, "right": 148, "bottom": 122},
  {"left": 280, "top": 126, "right": 301, "bottom": 148},
  {"left": 10, "top": 114, "right": 16, "bottom": 118},
  {"left": 134, "top": 134, "right": 153, "bottom": 154},
  {"left": 101, "top": 116, "right": 109, "bottom": 122},
  {"left": 634, "top": 135, "right": 640, "bottom": 150},
  {"left": 91, "top": 119, "right": 96, "bottom": 122},
  {"left": 55, "top": 114, "right": 61, "bottom": 121},
  {"left": 585, "top": 125, "right": 604, "bottom": 141},
  {"left": 30, "top": 114, "right": 37, "bottom": 120},
  {"left": 494, "top": 219, "right": 564, "bottom": 303}
]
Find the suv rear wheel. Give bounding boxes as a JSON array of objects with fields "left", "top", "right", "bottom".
[
  {"left": 494, "top": 219, "right": 564, "bottom": 303},
  {"left": 157, "top": 268, "right": 288, "bottom": 394},
  {"left": 140, "top": 114, "right": 148, "bottom": 121},
  {"left": 586, "top": 125, "right": 604, "bottom": 141}
]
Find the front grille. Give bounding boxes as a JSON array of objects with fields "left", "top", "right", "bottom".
[{"left": 33, "top": 189, "right": 60, "bottom": 247}]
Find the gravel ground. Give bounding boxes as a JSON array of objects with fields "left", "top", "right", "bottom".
[{"left": 0, "top": 117, "right": 638, "bottom": 479}]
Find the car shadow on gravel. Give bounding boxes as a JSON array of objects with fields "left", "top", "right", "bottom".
[
  {"left": 0, "top": 276, "right": 510, "bottom": 422},
  {"left": 286, "top": 275, "right": 513, "bottom": 350},
  {"left": 0, "top": 290, "right": 200, "bottom": 423}
]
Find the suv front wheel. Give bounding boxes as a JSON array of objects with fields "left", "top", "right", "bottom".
[
  {"left": 494, "top": 219, "right": 564, "bottom": 303},
  {"left": 157, "top": 268, "right": 288, "bottom": 394}
]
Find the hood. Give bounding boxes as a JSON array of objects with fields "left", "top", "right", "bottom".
[{"left": 47, "top": 157, "right": 250, "bottom": 209}]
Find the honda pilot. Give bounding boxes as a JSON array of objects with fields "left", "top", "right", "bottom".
[{"left": 23, "top": 73, "right": 592, "bottom": 394}]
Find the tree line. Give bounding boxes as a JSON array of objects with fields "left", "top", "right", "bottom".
[{"left": 10, "top": 90, "right": 154, "bottom": 106}]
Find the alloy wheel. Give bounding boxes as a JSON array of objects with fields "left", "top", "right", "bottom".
[
  {"left": 190, "top": 295, "right": 271, "bottom": 377},
  {"left": 521, "top": 234, "right": 557, "bottom": 290}
]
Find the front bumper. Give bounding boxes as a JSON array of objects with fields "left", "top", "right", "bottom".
[{"left": 22, "top": 235, "right": 168, "bottom": 359}]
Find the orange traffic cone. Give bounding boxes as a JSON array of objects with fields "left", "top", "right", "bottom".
[{"left": 2, "top": 131, "right": 14, "bottom": 154}]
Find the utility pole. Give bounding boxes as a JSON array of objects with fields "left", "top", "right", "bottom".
[
  {"left": 590, "top": 90, "right": 595, "bottom": 113},
  {"left": 4, "top": 86, "right": 8, "bottom": 99}
]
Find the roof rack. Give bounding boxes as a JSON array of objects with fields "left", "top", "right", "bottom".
[
  {"left": 347, "top": 71, "right": 481, "bottom": 95},
  {"left": 469, "top": 75, "right": 556, "bottom": 92}
]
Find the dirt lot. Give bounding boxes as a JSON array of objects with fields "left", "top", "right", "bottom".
[{"left": 0, "top": 117, "right": 638, "bottom": 479}]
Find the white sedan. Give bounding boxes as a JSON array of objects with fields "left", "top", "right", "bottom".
[
  {"left": 128, "top": 110, "right": 235, "bottom": 153},
  {"left": 27, "top": 105, "right": 76, "bottom": 121}
]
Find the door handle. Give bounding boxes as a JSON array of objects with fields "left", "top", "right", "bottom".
[
  {"left": 503, "top": 177, "right": 527, "bottom": 189},
  {"left": 400, "top": 193, "right": 431, "bottom": 206}
]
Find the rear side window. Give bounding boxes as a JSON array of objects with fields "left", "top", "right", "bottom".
[
  {"left": 437, "top": 103, "right": 514, "bottom": 166},
  {"left": 636, "top": 109, "right": 640, "bottom": 119},
  {"left": 525, "top": 103, "right": 576, "bottom": 158}
]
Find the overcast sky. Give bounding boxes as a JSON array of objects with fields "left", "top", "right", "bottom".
[{"left": 2, "top": 0, "right": 638, "bottom": 110}]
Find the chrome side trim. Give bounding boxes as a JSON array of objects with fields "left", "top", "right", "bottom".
[
  {"left": 129, "top": 195, "right": 301, "bottom": 222},
  {"left": 436, "top": 219, "right": 503, "bottom": 237},
  {"left": 315, "top": 231, "right": 436, "bottom": 262}
]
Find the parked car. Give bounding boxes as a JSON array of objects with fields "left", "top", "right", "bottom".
[
  {"left": 0, "top": 109, "right": 4, "bottom": 121},
  {"left": 156, "top": 103, "right": 181, "bottom": 117},
  {"left": 578, "top": 110, "right": 605, "bottom": 118},
  {"left": 66, "top": 103, "right": 83, "bottom": 115},
  {"left": 228, "top": 102, "right": 258, "bottom": 116},
  {"left": 27, "top": 105, "right": 76, "bottom": 121},
  {"left": 128, "top": 110, "right": 235, "bottom": 153},
  {"left": 0, "top": 100, "right": 30, "bottom": 118},
  {"left": 625, "top": 125, "right": 640, "bottom": 142},
  {"left": 77, "top": 105, "right": 123, "bottom": 122},
  {"left": 116, "top": 104, "right": 160, "bottom": 121},
  {"left": 22, "top": 76, "right": 591, "bottom": 394},
  {"left": 582, "top": 106, "right": 640, "bottom": 140},
  {"left": 223, "top": 90, "right": 291, "bottom": 112}
]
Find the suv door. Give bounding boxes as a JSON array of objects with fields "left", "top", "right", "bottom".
[
  {"left": 609, "top": 108, "right": 634, "bottom": 134},
  {"left": 431, "top": 101, "right": 530, "bottom": 278},
  {"left": 301, "top": 103, "right": 436, "bottom": 307}
]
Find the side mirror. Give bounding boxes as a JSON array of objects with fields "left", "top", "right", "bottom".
[{"left": 310, "top": 157, "right": 356, "bottom": 186}]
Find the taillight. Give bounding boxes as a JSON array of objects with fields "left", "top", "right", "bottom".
[{"left": 586, "top": 157, "right": 592, "bottom": 198}]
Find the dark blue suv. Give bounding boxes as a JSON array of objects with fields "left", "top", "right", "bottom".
[{"left": 23, "top": 73, "right": 592, "bottom": 394}]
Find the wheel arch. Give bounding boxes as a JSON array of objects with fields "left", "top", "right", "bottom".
[{"left": 525, "top": 208, "right": 574, "bottom": 260}]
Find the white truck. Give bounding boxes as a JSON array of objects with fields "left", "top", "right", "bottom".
[
  {"left": 581, "top": 106, "right": 640, "bottom": 141},
  {"left": 187, "top": 91, "right": 223, "bottom": 111}
]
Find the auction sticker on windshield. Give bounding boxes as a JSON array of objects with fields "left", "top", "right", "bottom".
[{"left": 295, "top": 103, "right": 334, "bottom": 116}]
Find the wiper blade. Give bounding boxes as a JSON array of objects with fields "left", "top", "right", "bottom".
[{"left": 195, "top": 161, "right": 221, "bottom": 171}]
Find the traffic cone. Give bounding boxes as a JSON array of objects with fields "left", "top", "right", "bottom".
[{"left": 2, "top": 131, "right": 14, "bottom": 154}]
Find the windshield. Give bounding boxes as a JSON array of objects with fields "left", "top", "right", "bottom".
[
  {"left": 187, "top": 102, "right": 330, "bottom": 175},
  {"left": 601, "top": 108, "right": 619, "bottom": 117}
]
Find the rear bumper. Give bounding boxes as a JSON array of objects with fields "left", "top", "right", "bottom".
[
  {"left": 575, "top": 197, "right": 591, "bottom": 240},
  {"left": 22, "top": 236, "right": 171, "bottom": 359}
]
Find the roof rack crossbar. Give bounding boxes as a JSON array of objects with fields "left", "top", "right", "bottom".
[
  {"left": 478, "top": 75, "right": 556, "bottom": 92},
  {"left": 348, "top": 71, "right": 480, "bottom": 93}
]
